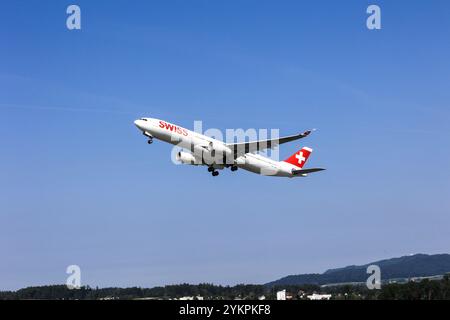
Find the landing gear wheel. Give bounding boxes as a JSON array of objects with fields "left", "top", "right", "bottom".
[
  {"left": 208, "top": 167, "right": 214, "bottom": 172},
  {"left": 212, "top": 171, "right": 219, "bottom": 177},
  {"left": 231, "top": 165, "right": 238, "bottom": 172},
  {"left": 147, "top": 139, "right": 153, "bottom": 144}
]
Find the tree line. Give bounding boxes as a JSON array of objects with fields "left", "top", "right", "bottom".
[{"left": 0, "top": 276, "right": 449, "bottom": 300}]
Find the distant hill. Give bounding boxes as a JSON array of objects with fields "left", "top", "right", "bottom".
[{"left": 266, "top": 254, "right": 450, "bottom": 287}]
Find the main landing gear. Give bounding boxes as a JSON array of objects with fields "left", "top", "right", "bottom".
[
  {"left": 208, "top": 165, "right": 237, "bottom": 176},
  {"left": 208, "top": 167, "right": 219, "bottom": 177}
]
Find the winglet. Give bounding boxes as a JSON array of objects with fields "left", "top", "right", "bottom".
[{"left": 301, "top": 128, "right": 316, "bottom": 138}]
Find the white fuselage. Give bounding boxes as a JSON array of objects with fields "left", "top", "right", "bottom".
[{"left": 134, "top": 118, "right": 299, "bottom": 177}]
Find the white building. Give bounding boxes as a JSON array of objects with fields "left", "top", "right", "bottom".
[
  {"left": 178, "top": 295, "right": 203, "bottom": 300},
  {"left": 307, "top": 293, "right": 332, "bottom": 300},
  {"left": 276, "top": 290, "right": 286, "bottom": 300}
]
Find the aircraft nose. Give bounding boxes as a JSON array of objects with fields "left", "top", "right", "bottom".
[{"left": 134, "top": 119, "right": 143, "bottom": 129}]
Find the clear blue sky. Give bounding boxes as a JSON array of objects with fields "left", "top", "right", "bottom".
[{"left": 1, "top": 1, "right": 450, "bottom": 290}]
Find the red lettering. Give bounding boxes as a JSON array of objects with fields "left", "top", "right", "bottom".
[
  {"left": 164, "top": 123, "right": 174, "bottom": 131},
  {"left": 159, "top": 121, "right": 188, "bottom": 136}
]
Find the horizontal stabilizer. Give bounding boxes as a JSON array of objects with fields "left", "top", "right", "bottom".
[{"left": 292, "top": 168, "right": 326, "bottom": 175}]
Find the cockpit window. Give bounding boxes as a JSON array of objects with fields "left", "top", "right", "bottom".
[{"left": 141, "top": 118, "right": 148, "bottom": 121}]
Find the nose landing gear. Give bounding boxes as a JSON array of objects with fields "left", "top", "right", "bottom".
[
  {"left": 143, "top": 132, "right": 153, "bottom": 144},
  {"left": 231, "top": 165, "right": 238, "bottom": 172}
]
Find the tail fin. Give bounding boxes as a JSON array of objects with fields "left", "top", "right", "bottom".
[{"left": 283, "top": 147, "right": 313, "bottom": 169}]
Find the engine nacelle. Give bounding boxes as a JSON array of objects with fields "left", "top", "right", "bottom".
[
  {"left": 235, "top": 156, "right": 247, "bottom": 166},
  {"left": 176, "top": 151, "right": 198, "bottom": 165}
]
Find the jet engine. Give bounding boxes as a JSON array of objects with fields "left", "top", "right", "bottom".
[
  {"left": 235, "top": 156, "right": 247, "bottom": 166},
  {"left": 176, "top": 151, "right": 198, "bottom": 165}
]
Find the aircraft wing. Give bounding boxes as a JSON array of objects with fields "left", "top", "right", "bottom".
[
  {"left": 292, "top": 168, "right": 326, "bottom": 175},
  {"left": 226, "top": 129, "right": 314, "bottom": 157}
]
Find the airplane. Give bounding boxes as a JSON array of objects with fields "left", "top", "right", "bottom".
[{"left": 134, "top": 117, "right": 325, "bottom": 177}]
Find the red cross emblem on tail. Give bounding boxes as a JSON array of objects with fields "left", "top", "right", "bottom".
[{"left": 283, "top": 147, "right": 313, "bottom": 168}]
